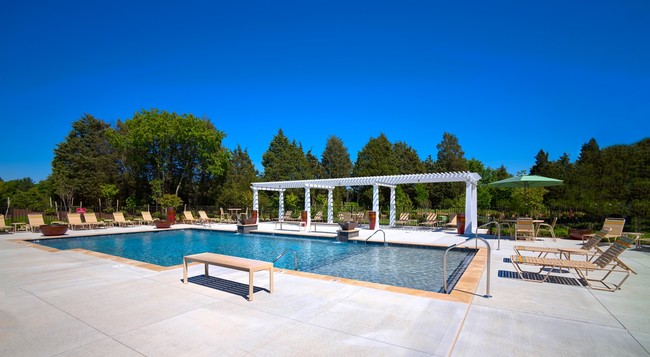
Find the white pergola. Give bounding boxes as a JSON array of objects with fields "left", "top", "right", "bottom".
[{"left": 251, "top": 172, "right": 481, "bottom": 234}]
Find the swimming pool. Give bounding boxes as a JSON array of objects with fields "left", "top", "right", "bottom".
[{"left": 32, "top": 229, "right": 475, "bottom": 293}]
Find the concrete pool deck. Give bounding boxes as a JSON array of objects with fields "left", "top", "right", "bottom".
[{"left": 1, "top": 223, "right": 648, "bottom": 356}]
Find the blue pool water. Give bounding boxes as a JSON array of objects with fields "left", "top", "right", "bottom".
[{"left": 32, "top": 230, "right": 475, "bottom": 293}]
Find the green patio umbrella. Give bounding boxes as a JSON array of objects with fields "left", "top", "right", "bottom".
[{"left": 488, "top": 175, "right": 563, "bottom": 214}]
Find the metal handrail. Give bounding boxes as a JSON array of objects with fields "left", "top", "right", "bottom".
[
  {"left": 475, "top": 220, "right": 501, "bottom": 250},
  {"left": 365, "top": 229, "right": 387, "bottom": 246},
  {"left": 443, "top": 237, "right": 491, "bottom": 298},
  {"left": 273, "top": 249, "right": 299, "bottom": 271}
]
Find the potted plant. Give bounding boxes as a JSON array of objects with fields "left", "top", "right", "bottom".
[{"left": 156, "top": 194, "right": 183, "bottom": 226}]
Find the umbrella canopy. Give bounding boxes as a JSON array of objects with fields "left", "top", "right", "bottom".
[
  {"left": 488, "top": 175, "right": 563, "bottom": 189},
  {"left": 489, "top": 175, "right": 563, "bottom": 215}
]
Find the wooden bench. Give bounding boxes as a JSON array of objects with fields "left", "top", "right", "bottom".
[{"left": 183, "top": 253, "right": 273, "bottom": 301}]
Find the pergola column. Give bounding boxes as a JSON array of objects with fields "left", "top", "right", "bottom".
[
  {"left": 327, "top": 189, "right": 334, "bottom": 223},
  {"left": 464, "top": 181, "right": 478, "bottom": 234},
  {"left": 372, "top": 184, "right": 379, "bottom": 230},
  {"left": 252, "top": 188, "right": 259, "bottom": 224},
  {"left": 278, "top": 190, "right": 285, "bottom": 221},
  {"left": 304, "top": 187, "right": 311, "bottom": 231},
  {"left": 389, "top": 186, "right": 396, "bottom": 226}
]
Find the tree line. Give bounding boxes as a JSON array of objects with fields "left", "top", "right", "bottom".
[{"left": 1, "top": 109, "right": 648, "bottom": 230}]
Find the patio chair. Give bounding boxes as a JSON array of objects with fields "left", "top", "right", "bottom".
[
  {"left": 419, "top": 212, "right": 440, "bottom": 227},
  {"left": 113, "top": 212, "right": 134, "bottom": 227},
  {"left": 67, "top": 213, "right": 93, "bottom": 230},
  {"left": 198, "top": 210, "right": 219, "bottom": 223},
  {"left": 312, "top": 211, "right": 324, "bottom": 222},
  {"left": 444, "top": 214, "right": 458, "bottom": 229},
  {"left": 355, "top": 211, "right": 365, "bottom": 223},
  {"left": 183, "top": 211, "right": 199, "bottom": 224},
  {"left": 583, "top": 218, "right": 625, "bottom": 243},
  {"left": 510, "top": 235, "right": 636, "bottom": 291},
  {"left": 28, "top": 213, "right": 46, "bottom": 232},
  {"left": 218, "top": 207, "right": 235, "bottom": 223},
  {"left": 514, "top": 218, "right": 535, "bottom": 241},
  {"left": 0, "top": 214, "right": 12, "bottom": 233},
  {"left": 536, "top": 217, "right": 557, "bottom": 241},
  {"left": 83, "top": 212, "right": 106, "bottom": 228},
  {"left": 139, "top": 211, "right": 155, "bottom": 225}
]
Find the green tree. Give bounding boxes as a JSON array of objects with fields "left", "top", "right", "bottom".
[
  {"left": 100, "top": 184, "right": 119, "bottom": 212},
  {"left": 51, "top": 114, "right": 118, "bottom": 210},
  {"left": 430, "top": 132, "right": 468, "bottom": 207},
  {"left": 321, "top": 136, "right": 352, "bottom": 178},
  {"left": 306, "top": 149, "right": 325, "bottom": 179},
  {"left": 110, "top": 109, "right": 229, "bottom": 205},
  {"left": 321, "top": 135, "right": 353, "bottom": 206},
  {"left": 574, "top": 138, "right": 603, "bottom": 213},
  {"left": 353, "top": 133, "right": 397, "bottom": 177},
  {"left": 352, "top": 133, "right": 397, "bottom": 206},
  {"left": 392, "top": 141, "right": 424, "bottom": 206},
  {"left": 218, "top": 145, "right": 257, "bottom": 208},
  {"left": 261, "top": 129, "right": 310, "bottom": 182}
]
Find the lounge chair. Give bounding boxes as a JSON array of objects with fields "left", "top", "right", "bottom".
[
  {"left": 337, "top": 212, "right": 352, "bottom": 222},
  {"left": 536, "top": 217, "right": 557, "bottom": 241},
  {"left": 67, "top": 213, "right": 93, "bottom": 230},
  {"left": 113, "top": 212, "right": 134, "bottom": 227},
  {"left": 396, "top": 212, "right": 414, "bottom": 225},
  {"left": 0, "top": 214, "right": 12, "bottom": 233},
  {"left": 28, "top": 213, "right": 46, "bottom": 232},
  {"left": 510, "top": 235, "right": 636, "bottom": 291},
  {"left": 583, "top": 217, "right": 625, "bottom": 243},
  {"left": 83, "top": 212, "right": 106, "bottom": 228},
  {"left": 444, "top": 214, "right": 458, "bottom": 229},
  {"left": 419, "top": 212, "right": 440, "bottom": 227},
  {"left": 198, "top": 210, "right": 218, "bottom": 223},
  {"left": 312, "top": 211, "right": 324, "bottom": 222},
  {"left": 282, "top": 210, "right": 298, "bottom": 221},
  {"left": 140, "top": 211, "right": 155, "bottom": 225},
  {"left": 183, "top": 211, "right": 199, "bottom": 224},
  {"left": 514, "top": 228, "right": 611, "bottom": 259},
  {"left": 514, "top": 218, "right": 535, "bottom": 241}
]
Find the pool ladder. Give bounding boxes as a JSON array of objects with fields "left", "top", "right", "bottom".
[
  {"left": 273, "top": 249, "right": 299, "bottom": 271},
  {"left": 364, "top": 229, "right": 387, "bottom": 246},
  {"left": 443, "top": 237, "right": 491, "bottom": 298}
]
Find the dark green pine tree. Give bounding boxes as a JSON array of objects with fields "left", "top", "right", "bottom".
[
  {"left": 321, "top": 135, "right": 353, "bottom": 205},
  {"left": 51, "top": 114, "right": 119, "bottom": 210},
  {"left": 217, "top": 145, "right": 257, "bottom": 208},
  {"left": 261, "top": 129, "right": 310, "bottom": 182}
]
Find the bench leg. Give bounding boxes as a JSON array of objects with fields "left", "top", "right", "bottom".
[
  {"left": 249, "top": 271, "right": 254, "bottom": 301},
  {"left": 269, "top": 268, "right": 274, "bottom": 294},
  {"left": 205, "top": 263, "right": 209, "bottom": 277},
  {"left": 183, "top": 258, "right": 188, "bottom": 284}
]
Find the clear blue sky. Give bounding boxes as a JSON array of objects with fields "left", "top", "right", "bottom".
[{"left": 1, "top": 1, "right": 648, "bottom": 182}]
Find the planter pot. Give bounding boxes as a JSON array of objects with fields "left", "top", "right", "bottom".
[
  {"left": 568, "top": 228, "right": 592, "bottom": 240},
  {"left": 338, "top": 221, "right": 357, "bottom": 231},
  {"left": 40, "top": 224, "right": 68, "bottom": 236},
  {"left": 238, "top": 217, "right": 256, "bottom": 225},
  {"left": 154, "top": 220, "right": 173, "bottom": 229},
  {"left": 368, "top": 211, "right": 377, "bottom": 230}
]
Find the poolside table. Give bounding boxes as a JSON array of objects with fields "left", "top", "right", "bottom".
[{"left": 183, "top": 253, "right": 273, "bottom": 301}]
